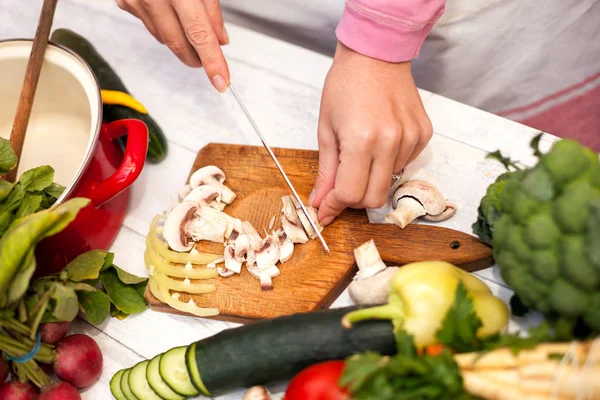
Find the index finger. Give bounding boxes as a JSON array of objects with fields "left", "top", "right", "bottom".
[
  {"left": 317, "top": 148, "right": 371, "bottom": 225},
  {"left": 173, "top": 0, "right": 230, "bottom": 92}
]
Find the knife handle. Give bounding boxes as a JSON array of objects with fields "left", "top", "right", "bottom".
[{"left": 351, "top": 223, "right": 494, "bottom": 272}]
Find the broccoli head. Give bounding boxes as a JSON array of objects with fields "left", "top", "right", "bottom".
[{"left": 474, "top": 135, "right": 600, "bottom": 337}]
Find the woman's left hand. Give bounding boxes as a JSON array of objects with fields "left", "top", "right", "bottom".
[{"left": 309, "top": 42, "right": 433, "bottom": 226}]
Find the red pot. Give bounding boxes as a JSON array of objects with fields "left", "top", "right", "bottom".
[{"left": 0, "top": 39, "right": 148, "bottom": 276}]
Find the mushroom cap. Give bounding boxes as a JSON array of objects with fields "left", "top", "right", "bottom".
[
  {"left": 349, "top": 267, "right": 400, "bottom": 305},
  {"left": 392, "top": 180, "right": 447, "bottom": 216},
  {"left": 163, "top": 201, "right": 199, "bottom": 252},
  {"left": 189, "top": 165, "right": 226, "bottom": 188},
  {"left": 255, "top": 236, "right": 280, "bottom": 269},
  {"left": 178, "top": 185, "right": 193, "bottom": 202}
]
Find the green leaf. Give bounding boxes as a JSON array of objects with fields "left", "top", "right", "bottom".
[
  {"left": 0, "top": 211, "right": 14, "bottom": 236},
  {"left": 64, "top": 250, "right": 108, "bottom": 282},
  {"left": 43, "top": 182, "right": 66, "bottom": 199},
  {"left": 0, "top": 198, "right": 90, "bottom": 306},
  {"left": 134, "top": 280, "right": 148, "bottom": 298},
  {"left": 340, "top": 351, "right": 388, "bottom": 394},
  {"left": 7, "top": 249, "right": 36, "bottom": 304},
  {"left": 530, "top": 132, "right": 544, "bottom": 158},
  {"left": 78, "top": 289, "right": 111, "bottom": 325},
  {"left": 101, "top": 252, "right": 115, "bottom": 271},
  {"left": 100, "top": 269, "right": 148, "bottom": 315},
  {"left": 0, "top": 180, "right": 14, "bottom": 202},
  {"left": 104, "top": 264, "right": 147, "bottom": 285},
  {"left": 0, "top": 184, "right": 25, "bottom": 214},
  {"left": 51, "top": 283, "right": 79, "bottom": 321},
  {"left": 110, "top": 304, "right": 130, "bottom": 321},
  {"left": 18, "top": 166, "right": 55, "bottom": 192},
  {"left": 66, "top": 282, "right": 98, "bottom": 292},
  {"left": 15, "top": 194, "right": 43, "bottom": 219},
  {"left": 0, "top": 137, "right": 17, "bottom": 175},
  {"left": 394, "top": 330, "right": 417, "bottom": 358},
  {"left": 435, "top": 282, "right": 483, "bottom": 353}
]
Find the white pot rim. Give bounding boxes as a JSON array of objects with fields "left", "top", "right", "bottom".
[{"left": 0, "top": 38, "right": 103, "bottom": 204}]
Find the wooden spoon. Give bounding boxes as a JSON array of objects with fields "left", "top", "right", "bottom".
[{"left": 4, "top": 0, "right": 59, "bottom": 183}]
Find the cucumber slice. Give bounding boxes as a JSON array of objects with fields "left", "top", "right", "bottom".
[
  {"left": 147, "top": 354, "right": 185, "bottom": 400},
  {"left": 110, "top": 369, "right": 128, "bottom": 400},
  {"left": 129, "top": 360, "right": 163, "bottom": 400},
  {"left": 120, "top": 369, "right": 138, "bottom": 400},
  {"left": 159, "top": 346, "right": 199, "bottom": 397}
]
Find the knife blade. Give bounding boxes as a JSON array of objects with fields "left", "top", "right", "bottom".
[{"left": 228, "top": 83, "right": 330, "bottom": 253}]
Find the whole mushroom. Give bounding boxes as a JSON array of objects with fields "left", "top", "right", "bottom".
[
  {"left": 189, "top": 165, "right": 236, "bottom": 204},
  {"left": 384, "top": 179, "right": 457, "bottom": 229}
]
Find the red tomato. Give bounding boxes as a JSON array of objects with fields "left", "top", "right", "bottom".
[{"left": 284, "top": 361, "right": 351, "bottom": 400}]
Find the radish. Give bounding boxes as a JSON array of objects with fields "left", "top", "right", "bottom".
[
  {"left": 0, "top": 380, "right": 39, "bottom": 400},
  {"left": 53, "top": 334, "right": 103, "bottom": 389},
  {"left": 39, "top": 381, "right": 80, "bottom": 400},
  {"left": 0, "top": 358, "right": 9, "bottom": 383},
  {"left": 39, "top": 322, "right": 70, "bottom": 345}
]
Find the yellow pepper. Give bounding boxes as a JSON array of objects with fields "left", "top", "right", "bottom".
[
  {"left": 342, "top": 261, "right": 509, "bottom": 349},
  {"left": 100, "top": 90, "right": 148, "bottom": 114}
]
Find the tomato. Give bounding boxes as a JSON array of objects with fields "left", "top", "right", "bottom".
[{"left": 284, "top": 361, "right": 351, "bottom": 400}]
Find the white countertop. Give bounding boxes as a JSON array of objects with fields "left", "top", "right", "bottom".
[{"left": 1, "top": 1, "right": 557, "bottom": 398}]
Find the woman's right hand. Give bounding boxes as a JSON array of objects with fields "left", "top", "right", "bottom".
[{"left": 116, "top": 0, "right": 231, "bottom": 92}]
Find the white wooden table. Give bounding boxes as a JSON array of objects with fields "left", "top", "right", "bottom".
[{"left": 2, "top": 1, "right": 557, "bottom": 398}]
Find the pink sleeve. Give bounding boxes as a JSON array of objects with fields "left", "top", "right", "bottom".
[{"left": 335, "top": 0, "right": 446, "bottom": 63}]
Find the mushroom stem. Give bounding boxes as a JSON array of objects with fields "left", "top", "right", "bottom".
[
  {"left": 353, "top": 239, "right": 388, "bottom": 280},
  {"left": 384, "top": 197, "right": 427, "bottom": 229}
]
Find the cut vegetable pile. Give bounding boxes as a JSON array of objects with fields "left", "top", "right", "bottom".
[{"left": 143, "top": 165, "right": 325, "bottom": 316}]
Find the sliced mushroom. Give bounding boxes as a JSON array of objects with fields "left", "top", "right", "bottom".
[
  {"left": 353, "top": 239, "right": 387, "bottom": 280},
  {"left": 384, "top": 180, "right": 457, "bottom": 229},
  {"left": 242, "top": 221, "right": 262, "bottom": 267},
  {"left": 248, "top": 266, "right": 280, "bottom": 290},
  {"left": 163, "top": 202, "right": 237, "bottom": 251},
  {"left": 227, "top": 219, "right": 244, "bottom": 245},
  {"left": 178, "top": 184, "right": 193, "bottom": 202},
  {"left": 183, "top": 185, "right": 222, "bottom": 209},
  {"left": 234, "top": 234, "right": 250, "bottom": 262},
  {"left": 289, "top": 196, "right": 323, "bottom": 239},
  {"left": 275, "top": 230, "right": 294, "bottom": 263},
  {"left": 349, "top": 266, "right": 399, "bottom": 305},
  {"left": 189, "top": 165, "right": 236, "bottom": 204},
  {"left": 217, "top": 266, "right": 235, "bottom": 277},
  {"left": 223, "top": 243, "right": 242, "bottom": 274},
  {"left": 281, "top": 196, "right": 309, "bottom": 243},
  {"left": 243, "top": 386, "right": 272, "bottom": 400},
  {"left": 255, "top": 236, "right": 280, "bottom": 269}
]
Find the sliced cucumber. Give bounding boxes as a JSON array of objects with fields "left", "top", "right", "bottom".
[
  {"left": 129, "top": 360, "right": 164, "bottom": 400},
  {"left": 147, "top": 354, "right": 185, "bottom": 400},
  {"left": 159, "top": 346, "right": 199, "bottom": 397},
  {"left": 120, "top": 369, "right": 138, "bottom": 400},
  {"left": 110, "top": 369, "right": 127, "bottom": 400}
]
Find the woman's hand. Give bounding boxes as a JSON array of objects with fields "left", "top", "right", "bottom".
[
  {"left": 115, "top": 0, "right": 230, "bottom": 92},
  {"left": 309, "top": 42, "right": 433, "bottom": 226}
]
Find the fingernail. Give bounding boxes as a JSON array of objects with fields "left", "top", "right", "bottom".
[
  {"left": 212, "top": 75, "right": 228, "bottom": 93},
  {"left": 307, "top": 188, "right": 316, "bottom": 206},
  {"left": 223, "top": 25, "right": 230, "bottom": 45}
]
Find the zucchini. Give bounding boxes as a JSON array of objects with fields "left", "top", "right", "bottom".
[
  {"left": 185, "top": 305, "right": 396, "bottom": 396},
  {"left": 109, "top": 369, "right": 128, "bottom": 400},
  {"left": 147, "top": 354, "right": 185, "bottom": 400},
  {"left": 49, "top": 28, "right": 168, "bottom": 163},
  {"left": 159, "top": 346, "right": 199, "bottom": 397},
  {"left": 129, "top": 360, "right": 164, "bottom": 400},
  {"left": 120, "top": 369, "right": 138, "bottom": 400}
]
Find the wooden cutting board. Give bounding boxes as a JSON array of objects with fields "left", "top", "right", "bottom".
[{"left": 144, "top": 143, "right": 494, "bottom": 323}]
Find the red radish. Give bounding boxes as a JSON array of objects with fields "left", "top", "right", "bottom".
[
  {"left": 0, "top": 358, "right": 9, "bottom": 383},
  {"left": 0, "top": 380, "right": 39, "bottom": 400},
  {"left": 38, "top": 381, "right": 80, "bottom": 400},
  {"left": 39, "top": 322, "right": 71, "bottom": 345},
  {"left": 53, "top": 334, "right": 103, "bottom": 389}
]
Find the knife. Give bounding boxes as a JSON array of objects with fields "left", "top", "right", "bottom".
[{"left": 228, "top": 83, "right": 331, "bottom": 253}]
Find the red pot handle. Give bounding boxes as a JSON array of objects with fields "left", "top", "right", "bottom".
[{"left": 89, "top": 119, "right": 148, "bottom": 206}]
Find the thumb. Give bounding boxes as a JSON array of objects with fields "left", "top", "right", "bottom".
[
  {"left": 317, "top": 188, "right": 345, "bottom": 226},
  {"left": 309, "top": 127, "right": 339, "bottom": 208}
]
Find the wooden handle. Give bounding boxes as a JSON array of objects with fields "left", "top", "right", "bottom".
[
  {"left": 4, "top": 0, "right": 59, "bottom": 183},
  {"left": 352, "top": 223, "right": 494, "bottom": 272}
]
